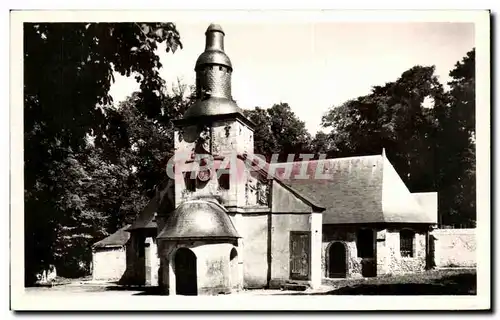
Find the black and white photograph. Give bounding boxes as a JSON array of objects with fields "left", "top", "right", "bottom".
[{"left": 9, "top": 9, "right": 490, "bottom": 311}]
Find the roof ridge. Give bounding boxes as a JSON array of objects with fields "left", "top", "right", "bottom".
[{"left": 268, "top": 154, "right": 383, "bottom": 166}]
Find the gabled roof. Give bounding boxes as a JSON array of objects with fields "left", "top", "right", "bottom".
[
  {"left": 128, "top": 178, "right": 175, "bottom": 231},
  {"left": 269, "top": 153, "right": 435, "bottom": 225},
  {"left": 92, "top": 225, "right": 131, "bottom": 249},
  {"left": 271, "top": 155, "right": 384, "bottom": 224}
]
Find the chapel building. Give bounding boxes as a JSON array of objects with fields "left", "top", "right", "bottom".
[{"left": 115, "top": 23, "right": 438, "bottom": 295}]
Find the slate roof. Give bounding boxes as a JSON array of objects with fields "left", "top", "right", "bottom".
[
  {"left": 412, "top": 192, "right": 439, "bottom": 224},
  {"left": 270, "top": 154, "right": 434, "bottom": 225},
  {"left": 127, "top": 197, "right": 159, "bottom": 231},
  {"left": 157, "top": 199, "right": 240, "bottom": 240},
  {"left": 271, "top": 155, "right": 384, "bottom": 224},
  {"left": 128, "top": 178, "right": 175, "bottom": 231},
  {"left": 92, "top": 225, "right": 131, "bottom": 249}
]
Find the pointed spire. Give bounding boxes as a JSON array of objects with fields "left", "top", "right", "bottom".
[
  {"left": 205, "top": 24, "right": 225, "bottom": 51},
  {"left": 179, "top": 23, "right": 253, "bottom": 127}
]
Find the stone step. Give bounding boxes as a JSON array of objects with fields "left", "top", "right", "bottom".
[{"left": 281, "top": 282, "right": 308, "bottom": 291}]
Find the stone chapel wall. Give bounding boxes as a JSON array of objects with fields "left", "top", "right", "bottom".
[
  {"left": 384, "top": 229, "right": 427, "bottom": 274},
  {"left": 92, "top": 247, "right": 127, "bottom": 281},
  {"left": 321, "top": 227, "right": 363, "bottom": 278},
  {"left": 431, "top": 228, "right": 476, "bottom": 268},
  {"left": 270, "top": 213, "right": 311, "bottom": 285},
  {"left": 238, "top": 214, "right": 269, "bottom": 288}
]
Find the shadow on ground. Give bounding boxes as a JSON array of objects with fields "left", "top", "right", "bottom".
[
  {"left": 105, "top": 285, "right": 163, "bottom": 296},
  {"left": 102, "top": 271, "right": 476, "bottom": 296},
  {"left": 303, "top": 272, "right": 477, "bottom": 295}
]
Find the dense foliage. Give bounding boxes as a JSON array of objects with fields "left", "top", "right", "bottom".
[
  {"left": 319, "top": 50, "right": 476, "bottom": 227},
  {"left": 24, "top": 22, "right": 184, "bottom": 284},
  {"left": 23, "top": 22, "right": 476, "bottom": 285},
  {"left": 243, "top": 103, "right": 312, "bottom": 161}
]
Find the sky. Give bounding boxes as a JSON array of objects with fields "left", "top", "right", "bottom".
[{"left": 109, "top": 22, "right": 475, "bottom": 134}]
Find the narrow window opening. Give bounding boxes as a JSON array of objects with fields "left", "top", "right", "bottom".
[
  {"left": 356, "top": 229, "right": 374, "bottom": 258},
  {"left": 400, "top": 229, "right": 415, "bottom": 257},
  {"left": 218, "top": 172, "right": 230, "bottom": 190},
  {"left": 184, "top": 172, "right": 196, "bottom": 191},
  {"left": 138, "top": 237, "right": 145, "bottom": 258}
]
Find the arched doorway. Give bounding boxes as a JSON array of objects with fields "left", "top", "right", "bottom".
[
  {"left": 229, "top": 248, "right": 238, "bottom": 290},
  {"left": 175, "top": 248, "right": 197, "bottom": 295},
  {"left": 328, "top": 242, "right": 347, "bottom": 278}
]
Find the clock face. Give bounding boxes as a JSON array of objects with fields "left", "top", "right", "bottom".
[{"left": 197, "top": 168, "right": 212, "bottom": 182}]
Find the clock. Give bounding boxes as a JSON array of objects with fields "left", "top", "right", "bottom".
[{"left": 197, "top": 168, "right": 212, "bottom": 182}]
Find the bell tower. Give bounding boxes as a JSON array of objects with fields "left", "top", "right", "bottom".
[
  {"left": 194, "top": 24, "right": 233, "bottom": 101},
  {"left": 172, "top": 23, "right": 255, "bottom": 208}
]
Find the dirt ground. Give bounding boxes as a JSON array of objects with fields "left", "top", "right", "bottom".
[{"left": 25, "top": 268, "right": 476, "bottom": 296}]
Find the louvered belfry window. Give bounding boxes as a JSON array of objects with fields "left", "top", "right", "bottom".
[{"left": 400, "top": 229, "right": 415, "bottom": 257}]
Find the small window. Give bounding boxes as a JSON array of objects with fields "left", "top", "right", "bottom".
[
  {"left": 137, "top": 237, "right": 145, "bottom": 258},
  {"left": 400, "top": 229, "right": 415, "bottom": 257},
  {"left": 218, "top": 172, "right": 230, "bottom": 190},
  {"left": 356, "top": 229, "right": 374, "bottom": 258},
  {"left": 184, "top": 172, "right": 196, "bottom": 191}
]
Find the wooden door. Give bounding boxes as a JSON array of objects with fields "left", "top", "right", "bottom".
[{"left": 289, "top": 231, "right": 311, "bottom": 280}]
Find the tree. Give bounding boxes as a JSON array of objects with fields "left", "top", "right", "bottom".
[
  {"left": 311, "top": 131, "right": 332, "bottom": 155},
  {"left": 24, "top": 22, "right": 183, "bottom": 285},
  {"left": 320, "top": 51, "right": 476, "bottom": 227},
  {"left": 27, "top": 83, "right": 194, "bottom": 281},
  {"left": 101, "top": 82, "right": 194, "bottom": 199},
  {"left": 436, "top": 49, "right": 476, "bottom": 227},
  {"left": 244, "top": 103, "right": 312, "bottom": 161},
  {"left": 322, "top": 65, "right": 447, "bottom": 191},
  {"left": 243, "top": 107, "right": 279, "bottom": 158}
]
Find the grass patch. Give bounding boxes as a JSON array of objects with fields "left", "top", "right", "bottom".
[{"left": 317, "top": 269, "right": 476, "bottom": 295}]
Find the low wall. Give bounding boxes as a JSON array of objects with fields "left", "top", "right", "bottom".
[
  {"left": 92, "top": 247, "right": 127, "bottom": 281},
  {"left": 431, "top": 228, "right": 476, "bottom": 268}
]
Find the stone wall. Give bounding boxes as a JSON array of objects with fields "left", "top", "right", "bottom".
[
  {"left": 92, "top": 246, "right": 127, "bottom": 281},
  {"left": 173, "top": 120, "right": 255, "bottom": 209},
  {"left": 158, "top": 240, "right": 240, "bottom": 295},
  {"left": 145, "top": 236, "right": 160, "bottom": 286},
  {"left": 322, "top": 227, "right": 363, "bottom": 278},
  {"left": 431, "top": 228, "right": 476, "bottom": 268},
  {"left": 322, "top": 226, "right": 429, "bottom": 278},
  {"left": 122, "top": 234, "right": 143, "bottom": 285},
  {"left": 212, "top": 119, "right": 253, "bottom": 156},
  {"left": 238, "top": 213, "right": 269, "bottom": 288},
  {"left": 384, "top": 229, "right": 427, "bottom": 274},
  {"left": 270, "top": 213, "right": 311, "bottom": 284},
  {"left": 121, "top": 232, "right": 160, "bottom": 286}
]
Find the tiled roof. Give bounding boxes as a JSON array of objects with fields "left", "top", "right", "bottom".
[
  {"left": 92, "top": 225, "right": 131, "bottom": 248},
  {"left": 271, "top": 155, "right": 384, "bottom": 224},
  {"left": 412, "top": 192, "right": 438, "bottom": 224},
  {"left": 128, "top": 178, "right": 175, "bottom": 231},
  {"left": 270, "top": 153, "right": 434, "bottom": 224}
]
